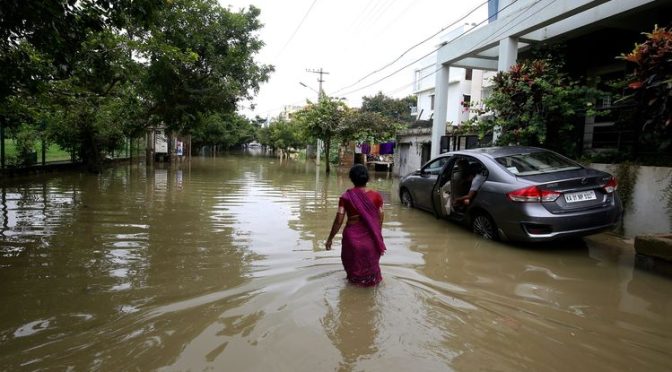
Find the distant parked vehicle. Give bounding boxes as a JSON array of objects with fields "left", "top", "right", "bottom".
[{"left": 398, "top": 146, "right": 622, "bottom": 242}]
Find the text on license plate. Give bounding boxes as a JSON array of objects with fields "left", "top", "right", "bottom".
[{"left": 564, "top": 190, "right": 597, "bottom": 203}]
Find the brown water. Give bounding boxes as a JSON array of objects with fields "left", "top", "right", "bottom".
[{"left": 1, "top": 155, "right": 671, "bottom": 371}]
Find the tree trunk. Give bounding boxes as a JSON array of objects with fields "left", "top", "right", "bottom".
[
  {"left": 146, "top": 130, "right": 153, "bottom": 165},
  {"left": 325, "top": 139, "right": 331, "bottom": 174},
  {"left": 81, "top": 126, "right": 103, "bottom": 173}
]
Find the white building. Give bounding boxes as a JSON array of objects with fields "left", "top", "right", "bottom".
[
  {"left": 414, "top": 27, "right": 496, "bottom": 128},
  {"left": 276, "top": 104, "right": 303, "bottom": 122},
  {"left": 430, "top": 0, "right": 670, "bottom": 158},
  {"left": 395, "top": 26, "right": 496, "bottom": 177}
]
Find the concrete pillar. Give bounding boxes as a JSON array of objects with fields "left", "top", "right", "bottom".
[
  {"left": 497, "top": 37, "right": 518, "bottom": 72},
  {"left": 431, "top": 63, "right": 450, "bottom": 158},
  {"left": 494, "top": 37, "right": 518, "bottom": 144}
]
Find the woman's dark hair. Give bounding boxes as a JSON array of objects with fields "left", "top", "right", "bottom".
[{"left": 349, "top": 164, "right": 369, "bottom": 187}]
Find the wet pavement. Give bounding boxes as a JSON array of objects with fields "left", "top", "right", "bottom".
[{"left": 0, "top": 155, "right": 670, "bottom": 371}]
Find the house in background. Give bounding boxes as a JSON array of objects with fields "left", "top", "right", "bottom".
[
  {"left": 395, "top": 26, "right": 496, "bottom": 177},
  {"left": 396, "top": 0, "right": 672, "bottom": 175},
  {"left": 393, "top": 120, "right": 431, "bottom": 177},
  {"left": 276, "top": 104, "right": 303, "bottom": 122},
  {"left": 429, "top": 0, "right": 672, "bottom": 159},
  {"left": 413, "top": 27, "right": 497, "bottom": 127}
]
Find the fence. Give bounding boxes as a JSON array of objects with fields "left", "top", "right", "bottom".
[{"left": 1, "top": 137, "right": 146, "bottom": 172}]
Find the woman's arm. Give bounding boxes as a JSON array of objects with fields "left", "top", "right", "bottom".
[
  {"left": 326, "top": 210, "right": 345, "bottom": 250},
  {"left": 374, "top": 191, "right": 384, "bottom": 229}
]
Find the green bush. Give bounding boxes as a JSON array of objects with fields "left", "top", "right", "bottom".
[{"left": 14, "top": 124, "right": 38, "bottom": 166}]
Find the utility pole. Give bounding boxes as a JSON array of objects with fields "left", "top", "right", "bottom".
[{"left": 306, "top": 68, "right": 329, "bottom": 166}]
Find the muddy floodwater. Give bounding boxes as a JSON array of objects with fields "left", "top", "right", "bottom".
[{"left": 1, "top": 155, "right": 671, "bottom": 371}]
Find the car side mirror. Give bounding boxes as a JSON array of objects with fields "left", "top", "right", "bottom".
[{"left": 414, "top": 169, "right": 422, "bottom": 175}]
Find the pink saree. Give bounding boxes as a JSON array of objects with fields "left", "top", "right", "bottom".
[{"left": 340, "top": 188, "right": 387, "bottom": 286}]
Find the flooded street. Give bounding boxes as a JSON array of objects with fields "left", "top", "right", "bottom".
[{"left": 1, "top": 155, "right": 671, "bottom": 371}]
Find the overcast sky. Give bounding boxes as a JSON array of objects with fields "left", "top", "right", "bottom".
[{"left": 220, "top": 0, "right": 487, "bottom": 119}]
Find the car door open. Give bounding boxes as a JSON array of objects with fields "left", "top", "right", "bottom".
[{"left": 431, "top": 157, "right": 457, "bottom": 218}]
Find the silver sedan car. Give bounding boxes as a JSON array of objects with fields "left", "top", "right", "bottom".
[{"left": 398, "top": 146, "right": 622, "bottom": 242}]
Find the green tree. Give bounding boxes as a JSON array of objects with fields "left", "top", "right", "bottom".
[
  {"left": 236, "top": 116, "right": 258, "bottom": 147},
  {"left": 191, "top": 112, "right": 257, "bottom": 153},
  {"left": 620, "top": 25, "right": 672, "bottom": 158},
  {"left": 46, "top": 29, "right": 143, "bottom": 171},
  {"left": 1, "top": 1, "right": 163, "bottom": 170},
  {"left": 0, "top": 0, "right": 164, "bottom": 102},
  {"left": 339, "top": 110, "right": 405, "bottom": 144},
  {"left": 264, "top": 119, "right": 306, "bottom": 156},
  {"left": 1, "top": 0, "right": 273, "bottom": 171},
  {"left": 361, "top": 92, "right": 416, "bottom": 123},
  {"left": 257, "top": 126, "right": 270, "bottom": 147},
  {"left": 480, "top": 59, "right": 602, "bottom": 156},
  {"left": 12, "top": 123, "right": 38, "bottom": 166},
  {"left": 296, "top": 96, "right": 348, "bottom": 173},
  {"left": 142, "top": 0, "right": 273, "bottom": 134}
]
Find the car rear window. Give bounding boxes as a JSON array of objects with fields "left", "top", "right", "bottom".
[{"left": 495, "top": 151, "right": 582, "bottom": 176}]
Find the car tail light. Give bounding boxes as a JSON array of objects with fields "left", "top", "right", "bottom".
[
  {"left": 601, "top": 177, "right": 618, "bottom": 193},
  {"left": 507, "top": 186, "right": 560, "bottom": 202}
]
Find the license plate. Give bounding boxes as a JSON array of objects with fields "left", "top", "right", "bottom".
[{"left": 564, "top": 190, "right": 597, "bottom": 203}]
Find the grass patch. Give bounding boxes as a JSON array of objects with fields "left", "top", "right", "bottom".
[
  {"left": 3, "top": 139, "right": 71, "bottom": 163},
  {"left": 3, "top": 138, "right": 147, "bottom": 165}
]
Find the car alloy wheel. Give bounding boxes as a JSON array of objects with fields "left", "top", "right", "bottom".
[
  {"left": 472, "top": 213, "right": 497, "bottom": 240},
  {"left": 401, "top": 189, "right": 413, "bottom": 208}
]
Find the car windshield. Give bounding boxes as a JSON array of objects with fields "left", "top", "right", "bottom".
[{"left": 495, "top": 151, "right": 582, "bottom": 176}]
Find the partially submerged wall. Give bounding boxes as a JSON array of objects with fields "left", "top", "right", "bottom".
[{"left": 591, "top": 164, "right": 672, "bottom": 238}]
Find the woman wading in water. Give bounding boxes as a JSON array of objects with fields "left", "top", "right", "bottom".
[{"left": 326, "top": 164, "right": 387, "bottom": 286}]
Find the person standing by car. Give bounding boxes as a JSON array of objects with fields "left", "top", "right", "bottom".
[
  {"left": 453, "top": 162, "right": 486, "bottom": 207},
  {"left": 326, "top": 164, "right": 387, "bottom": 287}
]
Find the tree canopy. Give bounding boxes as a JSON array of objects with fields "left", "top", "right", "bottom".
[
  {"left": 257, "top": 118, "right": 305, "bottom": 154},
  {"left": 144, "top": 1, "right": 273, "bottom": 133},
  {"left": 361, "top": 92, "right": 416, "bottom": 123},
  {"left": 478, "top": 58, "right": 602, "bottom": 156},
  {"left": 620, "top": 25, "right": 672, "bottom": 157},
  {"left": 292, "top": 92, "right": 407, "bottom": 173},
  {"left": 191, "top": 112, "right": 256, "bottom": 152},
  {"left": 294, "top": 96, "right": 348, "bottom": 173},
  {"left": 0, "top": 0, "right": 273, "bottom": 170}
]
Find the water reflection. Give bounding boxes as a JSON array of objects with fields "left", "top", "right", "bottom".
[
  {"left": 0, "top": 155, "right": 671, "bottom": 371},
  {"left": 0, "top": 161, "right": 257, "bottom": 370},
  {"left": 323, "top": 286, "right": 380, "bottom": 371}
]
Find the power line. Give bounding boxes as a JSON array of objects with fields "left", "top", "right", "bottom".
[
  {"left": 248, "top": 68, "right": 330, "bottom": 118},
  {"left": 332, "top": 0, "right": 490, "bottom": 95},
  {"left": 386, "top": 65, "right": 442, "bottom": 96},
  {"left": 345, "top": 0, "right": 377, "bottom": 31},
  {"left": 376, "top": 0, "right": 416, "bottom": 36},
  {"left": 306, "top": 68, "right": 330, "bottom": 97},
  {"left": 367, "top": 0, "right": 399, "bottom": 29},
  {"left": 331, "top": 0, "right": 526, "bottom": 98},
  {"left": 470, "top": 0, "right": 548, "bottom": 53},
  {"left": 337, "top": 47, "right": 440, "bottom": 98},
  {"left": 339, "top": 0, "right": 391, "bottom": 57},
  {"left": 276, "top": 0, "right": 320, "bottom": 58},
  {"left": 252, "top": 0, "right": 548, "bottom": 116},
  {"left": 374, "top": 0, "right": 553, "bottom": 101}
]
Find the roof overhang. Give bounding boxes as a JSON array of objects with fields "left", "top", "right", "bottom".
[{"left": 439, "top": 0, "right": 658, "bottom": 70}]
